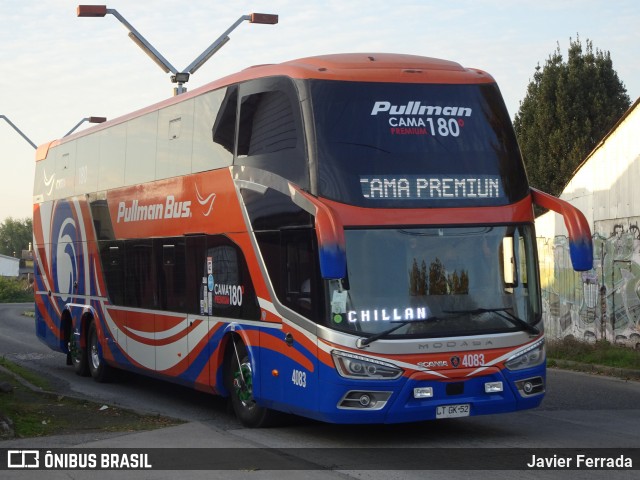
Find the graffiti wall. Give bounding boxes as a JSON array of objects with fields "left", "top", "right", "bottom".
[{"left": 538, "top": 216, "right": 640, "bottom": 348}]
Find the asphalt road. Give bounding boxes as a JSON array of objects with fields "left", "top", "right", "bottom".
[{"left": 1, "top": 302, "right": 639, "bottom": 479}]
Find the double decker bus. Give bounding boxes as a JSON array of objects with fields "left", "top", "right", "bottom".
[{"left": 33, "top": 53, "right": 592, "bottom": 427}]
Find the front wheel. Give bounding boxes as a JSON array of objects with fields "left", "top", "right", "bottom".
[
  {"left": 226, "top": 338, "right": 277, "bottom": 428},
  {"left": 87, "top": 320, "right": 113, "bottom": 383}
]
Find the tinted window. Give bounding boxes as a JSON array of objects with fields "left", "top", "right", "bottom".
[
  {"left": 238, "top": 90, "right": 297, "bottom": 155},
  {"left": 310, "top": 81, "right": 528, "bottom": 207},
  {"left": 255, "top": 228, "right": 324, "bottom": 321},
  {"left": 124, "top": 240, "right": 156, "bottom": 308},
  {"left": 197, "top": 236, "right": 260, "bottom": 320},
  {"left": 211, "top": 86, "right": 237, "bottom": 155},
  {"left": 235, "top": 78, "right": 309, "bottom": 189},
  {"left": 156, "top": 238, "right": 188, "bottom": 312}
]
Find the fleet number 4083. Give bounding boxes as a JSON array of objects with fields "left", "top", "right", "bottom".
[
  {"left": 292, "top": 369, "right": 307, "bottom": 388},
  {"left": 461, "top": 354, "right": 485, "bottom": 367}
]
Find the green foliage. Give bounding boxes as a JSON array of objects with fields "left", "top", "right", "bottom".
[
  {"left": 514, "top": 36, "right": 631, "bottom": 197},
  {"left": 0, "top": 217, "right": 32, "bottom": 257},
  {"left": 548, "top": 337, "right": 640, "bottom": 370},
  {"left": 0, "top": 277, "right": 32, "bottom": 303},
  {"left": 0, "top": 356, "right": 51, "bottom": 390}
]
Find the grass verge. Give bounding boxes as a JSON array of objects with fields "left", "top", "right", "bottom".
[
  {"left": 547, "top": 337, "right": 640, "bottom": 371},
  {"left": 0, "top": 359, "right": 184, "bottom": 439},
  {"left": 0, "top": 357, "right": 51, "bottom": 391}
]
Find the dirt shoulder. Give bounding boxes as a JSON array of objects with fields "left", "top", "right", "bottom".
[{"left": 0, "top": 364, "right": 183, "bottom": 440}]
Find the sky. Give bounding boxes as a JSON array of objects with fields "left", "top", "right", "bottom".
[{"left": 1, "top": 0, "right": 639, "bottom": 222}]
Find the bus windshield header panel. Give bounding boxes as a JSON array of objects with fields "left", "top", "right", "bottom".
[{"left": 311, "top": 81, "right": 528, "bottom": 208}]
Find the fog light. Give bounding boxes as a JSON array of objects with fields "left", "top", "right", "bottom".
[
  {"left": 338, "top": 391, "right": 392, "bottom": 410},
  {"left": 485, "top": 381, "right": 503, "bottom": 393},
  {"left": 514, "top": 376, "right": 545, "bottom": 396},
  {"left": 413, "top": 387, "right": 434, "bottom": 399}
]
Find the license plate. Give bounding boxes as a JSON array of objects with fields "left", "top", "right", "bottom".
[{"left": 436, "top": 404, "right": 470, "bottom": 418}]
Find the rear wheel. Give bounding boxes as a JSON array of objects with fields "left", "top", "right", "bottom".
[
  {"left": 68, "top": 322, "right": 89, "bottom": 377},
  {"left": 87, "top": 320, "right": 113, "bottom": 383},
  {"left": 226, "top": 338, "right": 276, "bottom": 428}
]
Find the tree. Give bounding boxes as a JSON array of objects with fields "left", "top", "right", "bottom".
[
  {"left": 0, "top": 217, "right": 32, "bottom": 257},
  {"left": 514, "top": 37, "right": 631, "bottom": 198}
]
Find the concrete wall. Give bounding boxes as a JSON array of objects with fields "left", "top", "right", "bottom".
[
  {"left": 535, "top": 99, "right": 640, "bottom": 348},
  {"left": 0, "top": 255, "right": 20, "bottom": 277}
]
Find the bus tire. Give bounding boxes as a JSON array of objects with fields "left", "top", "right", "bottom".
[
  {"left": 87, "top": 320, "right": 113, "bottom": 383},
  {"left": 226, "top": 338, "right": 276, "bottom": 428},
  {"left": 67, "top": 319, "right": 89, "bottom": 377}
]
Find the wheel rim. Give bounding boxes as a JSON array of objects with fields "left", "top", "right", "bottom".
[
  {"left": 90, "top": 333, "right": 100, "bottom": 370},
  {"left": 233, "top": 360, "right": 254, "bottom": 408}
]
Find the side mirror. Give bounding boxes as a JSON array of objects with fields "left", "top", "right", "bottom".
[
  {"left": 289, "top": 186, "right": 347, "bottom": 279},
  {"left": 531, "top": 188, "right": 593, "bottom": 271}
]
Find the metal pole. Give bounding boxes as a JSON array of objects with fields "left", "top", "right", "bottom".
[
  {"left": 183, "top": 16, "right": 249, "bottom": 74},
  {"left": 107, "top": 8, "right": 178, "bottom": 74},
  {"left": 64, "top": 116, "right": 106, "bottom": 137},
  {"left": 0, "top": 115, "right": 37, "bottom": 149}
]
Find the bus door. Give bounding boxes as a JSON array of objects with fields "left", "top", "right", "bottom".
[{"left": 232, "top": 77, "right": 320, "bottom": 410}]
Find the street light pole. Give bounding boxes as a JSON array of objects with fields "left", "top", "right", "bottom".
[
  {"left": 0, "top": 115, "right": 37, "bottom": 149},
  {"left": 2, "top": 115, "right": 107, "bottom": 148},
  {"left": 64, "top": 116, "right": 107, "bottom": 137},
  {"left": 77, "top": 5, "right": 278, "bottom": 95}
]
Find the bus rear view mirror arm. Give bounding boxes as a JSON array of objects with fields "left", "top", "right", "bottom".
[
  {"left": 530, "top": 188, "right": 593, "bottom": 271},
  {"left": 289, "top": 185, "right": 347, "bottom": 279}
]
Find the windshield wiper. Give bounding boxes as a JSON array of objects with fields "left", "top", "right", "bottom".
[
  {"left": 442, "top": 308, "right": 539, "bottom": 335},
  {"left": 334, "top": 141, "right": 390, "bottom": 154},
  {"left": 356, "top": 316, "right": 450, "bottom": 348}
]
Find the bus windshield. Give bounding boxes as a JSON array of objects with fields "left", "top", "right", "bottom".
[
  {"left": 327, "top": 225, "right": 541, "bottom": 339},
  {"left": 310, "top": 80, "right": 528, "bottom": 208}
]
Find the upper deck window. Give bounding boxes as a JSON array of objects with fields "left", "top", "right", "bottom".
[
  {"left": 232, "top": 78, "right": 309, "bottom": 189},
  {"left": 310, "top": 81, "right": 528, "bottom": 207}
]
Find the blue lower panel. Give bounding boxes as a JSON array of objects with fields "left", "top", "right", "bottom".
[{"left": 298, "top": 365, "right": 545, "bottom": 424}]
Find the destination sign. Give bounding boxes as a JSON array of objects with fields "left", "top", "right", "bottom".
[{"left": 359, "top": 175, "right": 502, "bottom": 200}]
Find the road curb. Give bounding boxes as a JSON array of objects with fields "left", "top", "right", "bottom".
[{"left": 549, "top": 359, "right": 640, "bottom": 381}]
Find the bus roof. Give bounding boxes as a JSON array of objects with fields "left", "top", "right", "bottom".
[{"left": 36, "top": 53, "right": 495, "bottom": 160}]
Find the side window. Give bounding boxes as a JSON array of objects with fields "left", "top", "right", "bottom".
[
  {"left": 194, "top": 235, "right": 260, "bottom": 320},
  {"left": 283, "top": 230, "right": 314, "bottom": 316},
  {"left": 237, "top": 90, "right": 297, "bottom": 156},
  {"left": 194, "top": 88, "right": 234, "bottom": 172},
  {"left": 90, "top": 197, "right": 115, "bottom": 241},
  {"left": 124, "top": 240, "right": 156, "bottom": 309},
  {"left": 236, "top": 79, "right": 309, "bottom": 189},
  {"left": 207, "top": 244, "right": 240, "bottom": 311},
  {"left": 99, "top": 240, "right": 125, "bottom": 306},
  {"left": 156, "top": 238, "right": 187, "bottom": 313},
  {"left": 255, "top": 228, "right": 323, "bottom": 321},
  {"left": 211, "top": 86, "right": 237, "bottom": 155},
  {"left": 156, "top": 101, "right": 194, "bottom": 179},
  {"left": 98, "top": 233, "right": 259, "bottom": 320}
]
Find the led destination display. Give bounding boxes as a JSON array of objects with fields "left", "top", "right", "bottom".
[{"left": 360, "top": 175, "right": 502, "bottom": 200}]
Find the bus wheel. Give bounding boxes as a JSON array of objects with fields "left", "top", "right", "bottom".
[
  {"left": 68, "top": 324, "right": 89, "bottom": 377},
  {"left": 87, "top": 320, "right": 112, "bottom": 383},
  {"left": 226, "top": 339, "right": 275, "bottom": 428}
]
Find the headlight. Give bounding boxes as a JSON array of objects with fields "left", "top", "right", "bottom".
[
  {"left": 332, "top": 350, "right": 403, "bottom": 380},
  {"left": 505, "top": 339, "right": 545, "bottom": 371}
]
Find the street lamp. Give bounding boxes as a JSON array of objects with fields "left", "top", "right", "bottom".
[
  {"left": 64, "top": 116, "right": 107, "bottom": 137},
  {"left": 77, "top": 5, "right": 278, "bottom": 95},
  {"left": 1, "top": 115, "right": 107, "bottom": 148}
]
